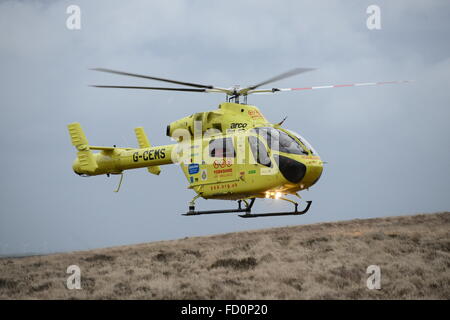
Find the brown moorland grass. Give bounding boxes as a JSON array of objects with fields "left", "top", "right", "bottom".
[{"left": 0, "top": 212, "right": 449, "bottom": 299}]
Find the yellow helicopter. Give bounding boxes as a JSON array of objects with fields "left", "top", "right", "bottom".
[{"left": 68, "top": 68, "right": 410, "bottom": 218}]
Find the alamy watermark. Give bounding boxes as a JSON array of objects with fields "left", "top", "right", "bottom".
[
  {"left": 366, "top": 265, "right": 381, "bottom": 290},
  {"left": 366, "top": 5, "right": 381, "bottom": 30},
  {"left": 66, "top": 265, "right": 81, "bottom": 290},
  {"left": 66, "top": 5, "right": 81, "bottom": 30}
]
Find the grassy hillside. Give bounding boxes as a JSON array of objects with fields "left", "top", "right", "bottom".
[{"left": 1, "top": 212, "right": 449, "bottom": 299}]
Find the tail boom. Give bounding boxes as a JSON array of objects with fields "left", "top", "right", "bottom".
[
  {"left": 68, "top": 122, "right": 175, "bottom": 176},
  {"left": 72, "top": 144, "right": 175, "bottom": 176}
]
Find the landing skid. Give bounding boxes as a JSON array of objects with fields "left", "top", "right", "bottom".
[
  {"left": 239, "top": 201, "right": 312, "bottom": 218},
  {"left": 183, "top": 198, "right": 255, "bottom": 216},
  {"left": 183, "top": 198, "right": 312, "bottom": 218}
]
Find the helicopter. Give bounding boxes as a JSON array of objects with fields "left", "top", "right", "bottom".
[{"left": 68, "top": 68, "right": 410, "bottom": 218}]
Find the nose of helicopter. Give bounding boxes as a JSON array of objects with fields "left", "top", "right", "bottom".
[{"left": 305, "top": 159, "right": 323, "bottom": 188}]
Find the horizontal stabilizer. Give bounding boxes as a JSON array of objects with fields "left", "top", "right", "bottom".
[
  {"left": 67, "top": 122, "right": 98, "bottom": 173},
  {"left": 134, "top": 127, "right": 161, "bottom": 175},
  {"left": 68, "top": 122, "right": 89, "bottom": 150},
  {"left": 76, "top": 150, "right": 98, "bottom": 173}
]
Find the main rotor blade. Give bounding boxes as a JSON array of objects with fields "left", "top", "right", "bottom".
[
  {"left": 239, "top": 68, "right": 316, "bottom": 95},
  {"left": 90, "top": 85, "right": 207, "bottom": 92},
  {"left": 91, "top": 68, "right": 215, "bottom": 89},
  {"left": 248, "top": 80, "right": 413, "bottom": 94}
]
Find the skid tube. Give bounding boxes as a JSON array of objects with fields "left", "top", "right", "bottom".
[
  {"left": 183, "top": 198, "right": 255, "bottom": 216},
  {"left": 239, "top": 200, "right": 312, "bottom": 218},
  {"left": 183, "top": 198, "right": 312, "bottom": 218}
]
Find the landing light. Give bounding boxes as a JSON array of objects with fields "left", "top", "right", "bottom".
[{"left": 265, "top": 191, "right": 282, "bottom": 199}]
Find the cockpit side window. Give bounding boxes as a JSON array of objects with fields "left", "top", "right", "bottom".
[
  {"left": 248, "top": 135, "right": 271, "bottom": 167},
  {"left": 254, "top": 127, "right": 309, "bottom": 155},
  {"left": 285, "top": 129, "right": 319, "bottom": 156}
]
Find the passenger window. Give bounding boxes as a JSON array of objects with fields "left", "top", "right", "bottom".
[
  {"left": 209, "top": 137, "right": 235, "bottom": 158},
  {"left": 248, "top": 136, "right": 271, "bottom": 167}
]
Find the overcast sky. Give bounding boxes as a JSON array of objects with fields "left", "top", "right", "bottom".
[{"left": 0, "top": 0, "right": 449, "bottom": 256}]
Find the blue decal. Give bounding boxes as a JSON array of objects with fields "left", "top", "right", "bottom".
[
  {"left": 190, "top": 176, "right": 194, "bottom": 183},
  {"left": 188, "top": 163, "right": 200, "bottom": 174}
]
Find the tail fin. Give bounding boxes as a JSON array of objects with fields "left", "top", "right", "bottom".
[
  {"left": 68, "top": 122, "right": 98, "bottom": 173},
  {"left": 134, "top": 127, "right": 161, "bottom": 175}
]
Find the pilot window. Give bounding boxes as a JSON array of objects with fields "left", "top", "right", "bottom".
[
  {"left": 209, "top": 137, "right": 235, "bottom": 158},
  {"left": 254, "top": 127, "right": 309, "bottom": 155},
  {"left": 285, "top": 129, "right": 319, "bottom": 156},
  {"left": 248, "top": 135, "right": 272, "bottom": 167}
]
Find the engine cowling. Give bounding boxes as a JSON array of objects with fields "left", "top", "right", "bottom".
[{"left": 166, "top": 102, "right": 269, "bottom": 140}]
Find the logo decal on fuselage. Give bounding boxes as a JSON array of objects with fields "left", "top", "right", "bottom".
[{"left": 230, "top": 122, "right": 248, "bottom": 129}]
